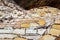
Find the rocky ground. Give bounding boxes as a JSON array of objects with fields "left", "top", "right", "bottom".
[{"left": 0, "top": 0, "right": 60, "bottom": 40}]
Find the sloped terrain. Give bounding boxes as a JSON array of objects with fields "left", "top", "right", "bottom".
[{"left": 0, "top": 0, "right": 60, "bottom": 40}]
